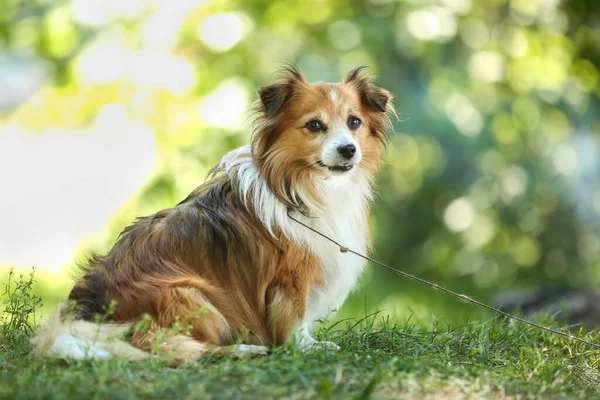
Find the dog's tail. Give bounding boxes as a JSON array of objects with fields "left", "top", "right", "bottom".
[{"left": 30, "top": 305, "right": 149, "bottom": 361}]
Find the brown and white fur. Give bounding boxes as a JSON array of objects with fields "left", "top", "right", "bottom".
[{"left": 31, "top": 66, "right": 394, "bottom": 363}]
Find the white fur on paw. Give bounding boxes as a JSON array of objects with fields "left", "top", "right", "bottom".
[
  {"left": 231, "top": 344, "right": 269, "bottom": 357},
  {"left": 52, "top": 332, "right": 113, "bottom": 361}
]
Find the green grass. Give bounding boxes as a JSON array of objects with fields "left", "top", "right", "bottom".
[{"left": 1, "top": 269, "right": 600, "bottom": 399}]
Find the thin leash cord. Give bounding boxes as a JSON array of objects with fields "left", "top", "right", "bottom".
[{"left": 287, "top": 211, "right": 600, "bottom": 350}]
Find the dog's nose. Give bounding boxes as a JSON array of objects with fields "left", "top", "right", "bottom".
[{"left": 337, "top": 144, "right": 356, "bottom": 160}]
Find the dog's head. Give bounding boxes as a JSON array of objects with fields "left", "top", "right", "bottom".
[{"left": 252, "top": 66, "right": 394, "bottom": 210}]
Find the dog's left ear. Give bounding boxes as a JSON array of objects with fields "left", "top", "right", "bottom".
[
  {"left": 258, "top": 66, "right": 305, "bottom": 118},
  {"left": 345, "top": 66, "right": 392, "bottom": 113}
]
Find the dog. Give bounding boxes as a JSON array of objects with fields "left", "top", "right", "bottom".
[{"left": 31, "top": 66, "right": 394, "bottom": 363}]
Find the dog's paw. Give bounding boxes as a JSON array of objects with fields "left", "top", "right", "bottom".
[{"left": 302, "top": 340, "right": 340, "bottom": 352}]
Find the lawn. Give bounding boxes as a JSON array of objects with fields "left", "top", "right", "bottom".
[{"left": 1, "top": 269, "right": 599, "bottom": 399}]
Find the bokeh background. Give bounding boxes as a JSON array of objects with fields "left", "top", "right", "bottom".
[{"left": 1, "top": 0, "right": 600, "bottom": 325}]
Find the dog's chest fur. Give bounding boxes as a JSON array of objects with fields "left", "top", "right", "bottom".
[
  {"left": 296, "top": 179, "right": 369, "bottom": 325},
  {"left": 268, "top": 176, "right": 370, "bottom": 326}
]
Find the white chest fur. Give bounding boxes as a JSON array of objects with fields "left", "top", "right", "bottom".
[{"left": 297, "top": 179, "right": 369, "bottom": 325}]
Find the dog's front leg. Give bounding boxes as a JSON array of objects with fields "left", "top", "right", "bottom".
[
  {"left": 265, "top": 284, "right": 340, "bottom": 351},
  {"left": 266, "top": 285, "right": 305, "bottom": 346}
]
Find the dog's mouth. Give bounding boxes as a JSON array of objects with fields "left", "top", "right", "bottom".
[{"left": 316, "top": 160, "right": 354, "bottom": 172}]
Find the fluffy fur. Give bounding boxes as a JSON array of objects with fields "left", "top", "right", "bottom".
[{"left": 31, "top": 66, "right": 394, "bottom": 363}]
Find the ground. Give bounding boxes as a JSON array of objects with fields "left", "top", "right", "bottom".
[{"left": 1, "top": 270, "right": 600, "bottom": 399}]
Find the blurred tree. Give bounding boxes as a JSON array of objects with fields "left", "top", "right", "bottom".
[{"left": 1, "top": 0, "right": 600, "bottom": 320}]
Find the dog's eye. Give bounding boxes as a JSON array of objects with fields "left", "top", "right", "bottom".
[
  {"left": 348, "top": 116, "right": 362, "bottom": 130},
  {"left": 305, "top": 120, "right": 323, "bottom": 132}
]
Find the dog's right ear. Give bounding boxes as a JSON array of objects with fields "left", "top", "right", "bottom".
[{"left": 258, "top": 65, "right": 305, "bottom": 118}]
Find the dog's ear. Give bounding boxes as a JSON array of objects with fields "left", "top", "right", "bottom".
[
  {"left": 258, "top": 65, "right": 305, "bottom": 118},
  {"left": 345, "top": 66, "right": 392, "bottom": 113},
  {"left": 258, "top": 83, "right": 290, "bottom": 118}
]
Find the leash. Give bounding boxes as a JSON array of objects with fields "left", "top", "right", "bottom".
[{"left": 287, "top": 211, "right": 600, "bottom": 350}]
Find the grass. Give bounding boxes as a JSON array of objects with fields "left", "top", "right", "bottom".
[{"left": 1, "top": 269, "right": 600, "bottom": 399}]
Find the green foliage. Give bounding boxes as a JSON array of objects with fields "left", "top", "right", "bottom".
[{"left": 0, "top": 268, "right": 42, "bottom": 360}]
